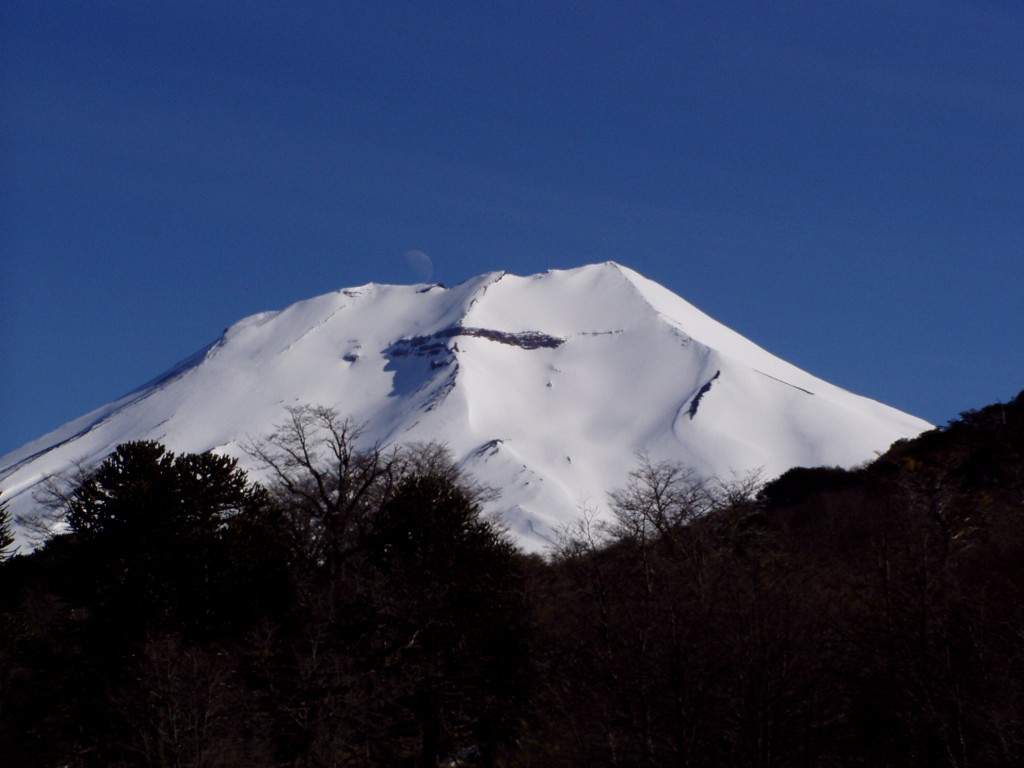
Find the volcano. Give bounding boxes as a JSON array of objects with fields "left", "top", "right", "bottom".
[{"left": 0, "top": 263, "right": 932, "bottom": 551}]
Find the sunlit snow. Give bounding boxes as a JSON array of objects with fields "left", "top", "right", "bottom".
[{"left": 0, "top": 262, "right": 932, "bottom": 552}]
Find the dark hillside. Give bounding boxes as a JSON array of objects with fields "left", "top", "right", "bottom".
[
  {"left": 1, "top": 393, "right": 1021, "bottom": 767},
  {"left": 521, "top": 390, "right": 1024, "bottom": 767}
]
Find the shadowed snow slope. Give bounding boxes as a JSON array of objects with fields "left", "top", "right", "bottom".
[{"left": 1, "top": 263, "right": 931, "bottom": 551}]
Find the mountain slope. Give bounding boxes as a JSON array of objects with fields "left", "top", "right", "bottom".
[{"left": 1, "top": 262, "right": 932, "bottom": 550}]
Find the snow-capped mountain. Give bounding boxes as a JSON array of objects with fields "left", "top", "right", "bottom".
[{"left": 1, "top": 263, "right": 931, "bottom": 551}]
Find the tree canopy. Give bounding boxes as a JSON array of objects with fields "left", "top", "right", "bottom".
[{"left": 1, "top": 392, "right": 1022, "bottom": 767}]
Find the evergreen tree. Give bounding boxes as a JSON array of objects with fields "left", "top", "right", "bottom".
[
  {"left": 367, "top": 472, "right": 529, "bottom": 767},
  {"left": 59, "top": 440, "right": 284, "bottom": 639},
  {"left": 0, "top": 492, "right": 14, "bottom": 562}
]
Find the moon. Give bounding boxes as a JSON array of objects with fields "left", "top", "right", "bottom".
[{"left": 403, "top": 250, "right": 434, "bottom": 283}]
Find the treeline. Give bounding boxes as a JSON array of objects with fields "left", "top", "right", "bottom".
[
  {"left": 1, "top": 393, "right": 1022, "bottom": 767},
  {"left": 518, "top": 390, "right": 1024, "bottom": 767}
]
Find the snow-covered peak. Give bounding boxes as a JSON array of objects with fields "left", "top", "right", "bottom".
[{"left": 0, "top": 262, "right": 932, "bottom": 552}]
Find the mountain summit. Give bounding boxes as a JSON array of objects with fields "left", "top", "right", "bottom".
[{"left": 1, "top": 263, "right": 931, "bottom": 550}]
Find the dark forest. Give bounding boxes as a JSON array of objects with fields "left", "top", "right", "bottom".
[{"left": 1, "top": 392, "right": 1022, "bottom": 767}]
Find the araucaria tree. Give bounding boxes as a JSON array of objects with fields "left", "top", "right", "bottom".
[
  {"left": 0, "top": 441, "right": 288, "bottom": 767},
  {"left": 61, "top": 440, "right": 282, "bottom": 637}
]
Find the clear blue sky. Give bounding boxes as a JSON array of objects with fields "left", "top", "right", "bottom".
[{"left": 3, "top": 1, "right": 1022, "bottom": 456}]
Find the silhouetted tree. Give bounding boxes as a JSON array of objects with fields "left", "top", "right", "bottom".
[
  {"left": 0, "top": 493, "right": 14, "bottom": 562},
  {"left": 246, "top": 407, "right": 527, "bottom": 766},
  {"left": 0, "top": 442, "right": 288, "bottom": 766},
  {"left": 365, "top": 472, "right": 529, "bottom": 766},
  {"left": 246, "top": 405, "right": 399, "bottom": 573}
]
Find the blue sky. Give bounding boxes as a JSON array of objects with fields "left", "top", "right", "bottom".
[{"left": 3, "top": 1, "right": 1022, "bottom": 455}]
